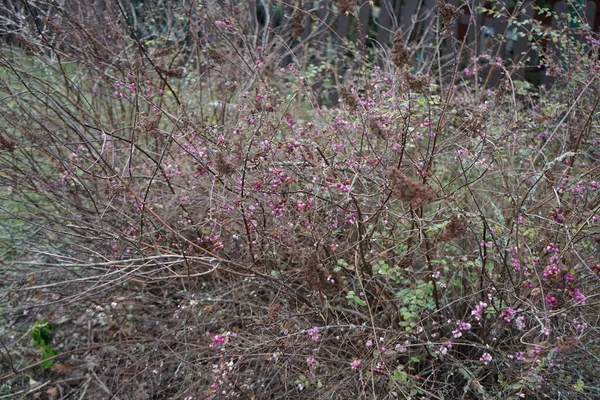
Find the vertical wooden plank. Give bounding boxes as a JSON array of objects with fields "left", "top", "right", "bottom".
[
  {"left": 301, "top": 0, "right": 312, "bottom": 42},
  {"left": 336, "top": 11, "right": 350, "bottom": 38},
  {"left": 584, "top": 1, "right": 597, "bottom": 30},
  {"left": 512, "top": 0, "right": 535, "bottom": 81},
  {"left": 357, "top": 0, "right": 371, "bottom": 50},
  {"left": 415, "top": 0, "right": 437, "bottom": 73},
  {"left": 377, "top": 0, "right": 394, "bottom": 46},
  {"left": 541, "top": 1, "right": 568, "bottom": 88},
  {"left": 443, "top": 0, "right": 461, "bottom": 57},
  {"left": 551, "top": 1, "right": 568, "bottom": 29},
  {"left": 393, "top": 0, "right": 403, "bottom": 28},
  {"left": 401, "top": 0, "right": 420, "bottom": 34},
  {"left": 480, "top": 1, "right": 509, "bottom": 88},
  {"left": 317, "top": 0, "right": 330, "bottom": 32}
]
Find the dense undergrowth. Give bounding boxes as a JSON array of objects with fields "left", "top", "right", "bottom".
[{"left": 1, "top": 1, "right": 599, "bottom": 399}]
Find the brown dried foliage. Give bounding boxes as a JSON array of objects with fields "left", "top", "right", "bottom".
[
  {"left": 369, "top": 118, "right": 384, "bottom": 138},
  {"left": 440, "top": 214, "right": 468, "bottom": 241},
  {"left": 388, "top": 168, "right": 436, "bottom": 207},
  {"left": 15, "top": 34, "right": 41, "bottom": 56},
  {"left": 153, "top": 46, "right": 175, "bottom": 58},
  {"left": 291, "top": 2, "right": 305, "bottom": 37},
  {"left": 407, "top": 73, "right": 429, "bottom": 93},
  {"left": 336, "top": 0, "right": 355, "bottom": 14},
  {"left": 215, "top": 152, "right": 236, "bottom": 176},
  {"left": 0, "top": 132, "right": 17, "bottom": 152},
  {"left": 138, "top": 114, "right": 161, "bottom": 135},
  {"left": 391, "top": 29, "right": 410, "bottom": 71},
  {"left": 162, "top": 67, "right": 184, "bottom": 78},
  {"left": 206, "top": 46, "right": 226, "bottom": 64},
  {"left": 464, "top": 110, "right": 487, "bottom": 136},
  {"left": 340, "top": 85, "right": 358, "bottom": 113},
  {"left": 437, "top": 0, "right": 463, "bottom": 36},
  {"left": 42, "top": 17, "right": 63, "bottom": 34}
]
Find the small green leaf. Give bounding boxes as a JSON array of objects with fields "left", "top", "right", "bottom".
[
  {"left": 394, "top": 369, "right": 408, "bottom": 382},
  {"left": 39, "top": 345, "right": 58, "bottom": 370}
]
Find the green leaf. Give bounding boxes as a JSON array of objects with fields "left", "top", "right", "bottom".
[
  {"left": 394, "top": 369, "right": 408, "bottom": 382},
  {"left": 39, "top": 345, "right": 58, "bottom": 370}
]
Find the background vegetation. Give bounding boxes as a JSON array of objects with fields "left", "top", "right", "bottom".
[{"left": 1, "top": 0, "right": 599, "bottom": 399}]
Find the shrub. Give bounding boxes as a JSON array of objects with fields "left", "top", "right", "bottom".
[{"left": 1, "top": 1, "right": 598, "bottom": 399}]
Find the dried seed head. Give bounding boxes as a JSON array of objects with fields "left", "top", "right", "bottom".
[
  {"left": 0, "top": 133, "right": 17, "bottom": 152},
  {"left": 388, "top": 168, "right": 436, "bottom": 207},
  {"left": 15, "top": 34, "right": 41, "bottom": 56},
  {"left": 206, "top": 46, "right": 226, "bottom": 64},
  {"left": 152, "top": 46, "right": 175, "bottom": 58},
  {"left": 340, "top": 85, "right": 358, "bottom": 113},
  {"left": 437, "top": 0, "right": 463, "bottom": 37},
  {"left": 138, "top": 114, "right": 161, "bottom": 135},
  {"left": 407, "top": 73, "right": 429, "bottom": 93},
  {"left": 162, "top": 67, "right": 184, "bottom": 79},
  {"left": 215, "top": 152, "right": 236, "bottom": 176},
  {"left": 369, "top": 118, "right": 384, "bottom": 138},
  {"left": 440, "top": 214, "right": 468, "bottom": 241},
  {"left": 391, "top": 29, "right": 410, "bottom": 71},
  {"left": 291, "top": 2, "right": 305, "bottom": 37},
  {"left": 42, "top": 17, "right": 63, "bottom": 34},
  {"left": 336, "top": 0, "right": 355, "bottom": 14}
]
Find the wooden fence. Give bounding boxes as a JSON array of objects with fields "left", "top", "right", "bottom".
[
  {"left": 271, "top": 0, "right": 599, "bottom": 86},
  {"left": 2, "top": 0, "right": 598, "bottom": 86}
]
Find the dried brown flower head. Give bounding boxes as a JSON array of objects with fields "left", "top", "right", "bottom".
[
  {"left": 304, "top": 262, "right": 328, "bottom": 290},
  {"left": 337, "top": 0, "right": 355, "bottom": 14},
  {"left": 464, "top": 109, "right": 487, "bottom": 136},
  {"left": 152, "top": 46, "right": 175, "bottom": 58},
  {"left": 437, "top": 0, "right": 463, "bottom": 36},
  {"left": 291, "top": 2, "right": 305, "bottom": 37},
  {"left": 388, "top": 168, "right": 436, "bottom": 207},
  {"left": 267, "top": 303, "right": 282, "bottom": 325},
  {"left": 215, "top": 152, "right": 236, "bottom": 176},
  {"left": 369, "top": 118, "right": 384, "bottom": 138},
  {"left": 340, "top": 85, "right": 358, "bottom": 113},
  {"left": 440, "top": 214, "right": 468, "bottom": 241},
  {"left": 391, "top": 29, "right": 410, "bottom": 71},
  {"left": 42, "top": 17, "right": 63, "bottom": 34},
  {"left": 206, "top": 46, "right": 226, "bottom": 64},
  {"left": 407, "top": 73, "right": 429, "bottom": 93},
  {"left": 138, "top": 114, "right": 161, "bottom": 134},
  {"left": 162, "top": 67, "right": 184, "bottom": 78},
  {"left": 0, "top": 133, "right": 17, "bottom": 152},
  {"left": 15, "top": 34, "right": 41, "bottom": 56}
]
